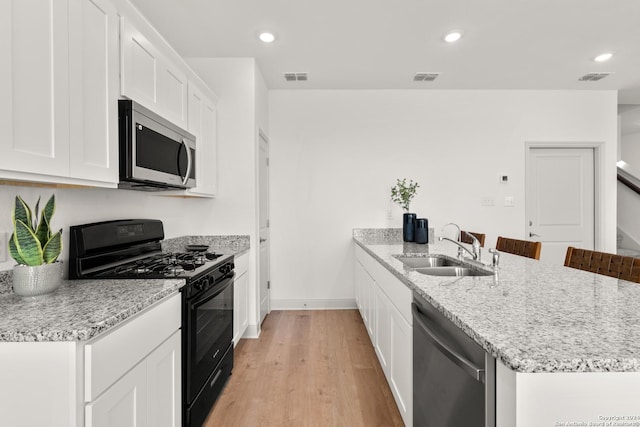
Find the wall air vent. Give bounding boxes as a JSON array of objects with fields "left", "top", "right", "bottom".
[
  {"left": 414, "top": 73, "right": 440, "bottom": 82},
  {"left": 578, "top": 72, "right": 613, "bottom": 82},
  {"left": 283, "top": 72, "right": 308, "bottom": 82}
]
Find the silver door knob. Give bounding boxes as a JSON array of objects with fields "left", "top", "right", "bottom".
[
  {"left": 529, "top": 232, "right": 540, "bottom": 238},
  {"left": 260, "top": 238, "right": 267, "bottom": 243}
]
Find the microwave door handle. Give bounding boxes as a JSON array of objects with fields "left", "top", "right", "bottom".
[{"left": 181, "top": 138, "right": 193, "bottom": 186}]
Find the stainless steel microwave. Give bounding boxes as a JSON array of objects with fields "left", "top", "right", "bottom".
[{"left": 118, "top": 99, "right": 196, "bottom": 191}]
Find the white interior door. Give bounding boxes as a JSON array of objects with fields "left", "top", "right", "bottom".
[
  {"left": 258, "top": 131, "right": 270, "bottom": 324},
  {"left": 526, "top": 147, "right": 595, "bottom": 265}
]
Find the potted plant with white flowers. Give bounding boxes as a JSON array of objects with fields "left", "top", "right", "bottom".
[{"left": 8, "top": 195, "right": 63, "bottom": 298}]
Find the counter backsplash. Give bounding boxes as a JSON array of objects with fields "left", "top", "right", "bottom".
[
  {"left": 161, "top": 235, "right": 250, "bottom": 255},
  {"left": 0, "top": 271, "right": 11, "bottom": 295}
]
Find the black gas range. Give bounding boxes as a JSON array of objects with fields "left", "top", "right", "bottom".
[{"left": 68, "top": 219, "right": 234, "bottom": 427}]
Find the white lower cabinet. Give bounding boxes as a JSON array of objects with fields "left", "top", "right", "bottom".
[
  {"left": 145, "top": 331, "right": 181, "bottom": 427},
  {"left": 0, "top": 293, "right": 181, "bottom": 427},
  {"left": 354, "top": 244, "right": 412, "bottom": 427},
  {"left": 88, "top": 330, "right": 180, "bottom": 427},
  {"left": 233, "top": 253, "right": 250, "bottom": 345},
  {"left": 86, "top": 360, "right": 148, "bottom": 427},
  {"left": 85, "top": 294, "right": 181, "bottom": 427}
]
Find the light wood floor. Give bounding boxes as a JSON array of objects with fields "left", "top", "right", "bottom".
[{"left": 203, "top": 310, "right": 404, "bottom": 426}]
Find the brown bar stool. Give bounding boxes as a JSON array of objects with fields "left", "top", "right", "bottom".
[
  {"left": 564, "top": 246, "right": 640, "bottom": 283},
  {"left": 495, "top": 236, "right": 541, "bottom": 260},
  {"left": 460, "top": 231, "right": 486, "bottom": 247}
]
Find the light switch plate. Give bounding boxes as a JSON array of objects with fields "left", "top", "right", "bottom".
[
  {"left": 481, "top": 197, "right": 495, "bottom": 207},
  {"left": 504, "top": 196, "right": 515, "bottom": 207},
  {"left": 0, "top": 231, "right": 7, "bottom": 262}
]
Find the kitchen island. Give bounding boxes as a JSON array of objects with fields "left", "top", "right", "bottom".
[{"left": 354, "top": 228, "right": 640, "bottom": 427}]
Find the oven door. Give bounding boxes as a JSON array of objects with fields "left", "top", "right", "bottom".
[{"left": 185, "top": 276, "right": 234, "bottom": 403}]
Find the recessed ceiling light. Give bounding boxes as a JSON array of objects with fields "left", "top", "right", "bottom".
[
  {"left": 594, "top": 52, "right": 613, "bottom": 62},
  {"left": 258, "top": 32, "right": 276, "bottom": 43},
  {"left": 444, "top": 31, "right": 462, "bottom": 43}
]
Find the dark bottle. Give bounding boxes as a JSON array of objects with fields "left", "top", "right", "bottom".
[
  {"left": 414, "top": 218, "right": 429, "bottom": 244},
  {"left": 403, "top": 213, "right": 416, "bottom": 242}
]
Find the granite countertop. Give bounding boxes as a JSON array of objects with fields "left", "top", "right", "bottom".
[
  {"left": 0, "top": 235, "right": 250, "bottom": 343},
  {"left": 353, "top": 228, "right": 640, "bottom": 373}
]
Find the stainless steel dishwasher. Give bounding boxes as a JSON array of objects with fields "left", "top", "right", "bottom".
[{"left": 413, "top": 296, "right": 495, "bottom": 426}]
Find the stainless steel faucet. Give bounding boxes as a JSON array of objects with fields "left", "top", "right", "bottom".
[
  {"left": 439, "top": 223, "right": 481, "bottom": 261},
  {"left": 438, "top": 237, "right": 479, "bottom": 260},
  {"left": 441, "top": 222, "right": 461, "bottom": 241},
  {"left": 461, "top": 231, "right": 482, "bottom": 262}
]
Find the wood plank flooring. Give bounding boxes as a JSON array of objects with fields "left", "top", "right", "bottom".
[{"left": 204, "top": 310, "right": 404, "bottom": 427}]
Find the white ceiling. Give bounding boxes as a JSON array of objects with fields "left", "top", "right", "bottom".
[{"left": 129, "top": 0, "right": 640, "bottom": 102}]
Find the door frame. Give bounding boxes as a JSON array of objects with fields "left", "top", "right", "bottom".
[
  {"left": 525, "top": 141, "right": 605, "bottom": 252},
  {"left": 256, "top": 128, "right": 270, "bottom": 329}
]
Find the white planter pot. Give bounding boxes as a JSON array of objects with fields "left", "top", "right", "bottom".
[{"left": 12, "top": 262, "right": 63, "bottom": 298}]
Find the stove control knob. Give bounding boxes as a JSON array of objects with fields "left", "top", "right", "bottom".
[{"left": 194, "top": 279, "right": 206, "bottom": 291}]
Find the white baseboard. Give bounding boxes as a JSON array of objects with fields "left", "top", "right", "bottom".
[
  {"left": 241, "top": 324, "right": 260, "bottom": 339},
  {"left": 270, "top": 298, "right": 357, "bottom": 310}
]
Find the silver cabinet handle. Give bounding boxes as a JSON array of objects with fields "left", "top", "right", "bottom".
[
  {"left": 260, "top": 238, "right": 267, "bottom": 243},
  {"left": 412, "top": 304, "right": 485, "bottom": 383},
  {"left": 529, "top": 232, "right": 540, "bottom": 238}
]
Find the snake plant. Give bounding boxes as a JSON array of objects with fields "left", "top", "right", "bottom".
[{"left": 8, "top": 195, "right": 62, "bottom": 266}]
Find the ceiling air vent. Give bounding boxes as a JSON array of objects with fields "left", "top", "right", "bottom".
[
  {"left": 578, "top": 72, "right": 612, "bottom": 82},
  {"left": 283, "top": 72, "right": 308, "bottom": 82},
  {"left": 414, "top": 73, "right": 440, "bottom": 82}
]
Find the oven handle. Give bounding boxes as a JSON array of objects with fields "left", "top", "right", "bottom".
[{"left": 189, "top": 273, "right": 234, "bottom": 307}]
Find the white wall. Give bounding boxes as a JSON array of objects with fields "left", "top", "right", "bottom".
[
  {"left": 618, "top": 130, "right": 640, "bottom": 247},
  {"left": 621, "top": 131, "right": 640, "bottom": 170},
  {"left": 268, "top": 90, "right": 618, "bottom": 308}
]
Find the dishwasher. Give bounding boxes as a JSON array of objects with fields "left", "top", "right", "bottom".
[{"left": 412, "top": 296, "right": 495, "bottom": 426}]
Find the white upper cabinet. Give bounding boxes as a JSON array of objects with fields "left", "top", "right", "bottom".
[
  {"left": 186, "top": 81, "right": 218, "bottom": 197},
  {"left": 0, "top": 0, "right": 118, "bottom": 187},
  {"left": 121, "top": 18, "right": 189, "bottom": 131},
  {"left": 68, "top": 0, "right": 120, "bottom": 184},
  {"left": 0, "top": 1, "right": 70, "bottom": 178}
]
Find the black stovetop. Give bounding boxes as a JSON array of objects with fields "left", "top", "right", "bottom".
[{"left": 67, "top": 219, "right": 233, "bottom": 281}]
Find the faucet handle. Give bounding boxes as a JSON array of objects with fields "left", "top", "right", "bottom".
[{"left": 488, "top": 248, "right": 500, "bottom": 268}]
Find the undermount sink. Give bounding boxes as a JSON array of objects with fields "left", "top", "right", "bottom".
[
  {"left": 415, "top": 266, "right": 493, "bottom": 277},
  {"left": 394, "top": 255, "right": 463, "bottom": 268}
]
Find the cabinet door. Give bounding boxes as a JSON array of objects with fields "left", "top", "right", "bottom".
[
  {"left": 0, "top": 0, "right": 70, "bottom": 177},
  {"left": 186, "top": 82, "right": 218, "bottom": 197},
  {"left": 68, "top": 0, "right": 119, "bottom": 184},
  {"left": 358, "top": 263, "right": 376, "bottom": 341},
  {"left": 86, "top": 361, "right": 148, "bottom": 427},
  {"left": 157, "top": 61, "right": 188, "bottom": 130},
  {"left": 233, "top": 271, "right": 249, "bottom": 345},
  {"left": 354, "top": 261, "right": 369, "bottom": 330},
  {"left": 389, "top": 307, "right": 413, "bottom": 427},
  {"left": 374, "top": 284, "right": 391, "bottom": 376},
  {"left": 121, "top": 18, "right": 158, "bottom": 110},
  {"left": 147, "top": 331, "right": 181, "bottom": 427},
  {"left": 121, "top": 18, "right": 188, "bottom": 130}
]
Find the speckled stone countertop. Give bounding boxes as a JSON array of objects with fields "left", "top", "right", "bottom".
[
  {"left": 0, "top": 235, "right": 250, "bottom": 343},
  {"left": 0, "top": 278, "right": 182, "bottom": 342},
  {"left": 353, "top": 228, "right": 640, "bottom": 373}
]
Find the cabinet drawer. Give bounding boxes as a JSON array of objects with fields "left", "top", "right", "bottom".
[{"left": 85, "top": 293, "right": 181, "bottom": 401}]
